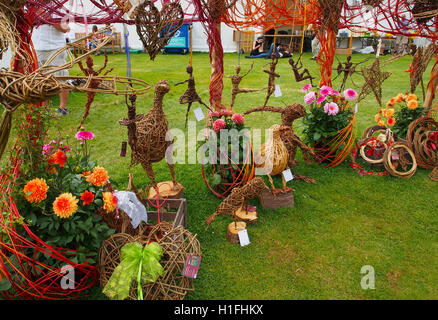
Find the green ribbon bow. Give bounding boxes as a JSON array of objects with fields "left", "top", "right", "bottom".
[{"left": 103, "top": 241, "right": 164, "bottom": 300}]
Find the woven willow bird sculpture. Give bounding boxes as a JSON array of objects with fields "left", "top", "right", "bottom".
[{"left": 255, "top": 124, "right": 291, "bottom": 194}]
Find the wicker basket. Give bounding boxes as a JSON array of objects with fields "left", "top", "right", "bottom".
[{"left": 99, "top": 222, "right": 201, "bottom": 300}]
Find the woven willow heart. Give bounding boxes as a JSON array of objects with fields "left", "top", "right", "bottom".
[{"left": 135, "top": 1, "right": 184, "bottom": 60}]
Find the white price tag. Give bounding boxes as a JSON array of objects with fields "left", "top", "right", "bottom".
[
  {"left": 282, "top": 169, "right": 294, "bottom": 182},
  {"left": 355, "top": 104, "right": 358, "bottom": 114},
  {"left": 193, "top": 107, "right": 204, "bottom": 121},
  {"left": 274, "top": 84, "right": 282, "bottom": 97},
  {"left": 238, "top": 229, "right": 250, "bottom": 247}
]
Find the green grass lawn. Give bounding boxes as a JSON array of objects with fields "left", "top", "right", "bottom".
[{"left": 5, "top": 51, "right": 438, "bottom": 299}]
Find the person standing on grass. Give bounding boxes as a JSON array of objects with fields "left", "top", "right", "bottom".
[
  {"left": 32, "top": 19, "right": 70, "bottom": 115},
  {"left": 308, "top": 24, "right": 320, "bottom": 60},
  {"left": 395, "top": 14, "right": 410, "bottom": 55}
]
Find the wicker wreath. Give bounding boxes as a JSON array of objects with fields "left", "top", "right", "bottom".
[
  {"left": 99, "top": 222, "right": 201, "bottom": 300},
  {"left": 383, "top": 142, "right": 417, "bottom": 179},
  {"left": 407, "top": 117, "right": 438, "bottom": 169}
]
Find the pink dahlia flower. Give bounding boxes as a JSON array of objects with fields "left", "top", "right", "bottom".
[
  {"left": 320, "top": 85, "right": 333, "bottom": 97},
  {"left": 317, "top": 95, "right": 327, "bottom": 104},
  {"left": 208, "top": 111, "right": 221, "bottom": 118},
  {"left": 324, "top": 102, "right": 339, "bottom": 116},
  {"left": 344, "top": 88, "right": 358, "bottom": 101},
  {"left": 213, "top": 119, "right": 226, "bottom": 132},
  {"left": 75, "top": 131, "right": 95, "bottom": 141},
  {"left": 221, "top": 109, "right": 233, "bottom": 117},
  {"left": 231, "top": 113, "right": 245, "bottom": 125},
  {"left": 304, "top": 92, "right": 317, "bottom": 105}
]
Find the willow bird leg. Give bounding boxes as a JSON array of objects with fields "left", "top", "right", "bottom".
[
  {"left": 281, "top": 175, "right": 293, "bottom": 193},
  {"left": 142, "top": 162, "right": 159, "bottom": 195},
  {"left": 167, "top": 162, "right": 182, "bottom": 191}
]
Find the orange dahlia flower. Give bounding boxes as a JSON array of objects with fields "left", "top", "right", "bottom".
[
  {"left": 386, "top": 108, "right": 395, "bottom": 118},
  {"left": 48, "top": 149, "right": 67, "bottom": 168},
  {"left": 378, "top": 120, "right": 386, "bottom": 127},
  {"left": 23, "top": 178, "right": 49, "bottom": 203},
  {"left": 53, "top": 193, "right": 78, "bottom": 219},
  {"left": 387, "top": 117, "right": 396, "bottom": 126},
  {"left": 395, "top": 94, "right": 404, "bottom": 103},
  {"left": 80, "top": 191, "right": 95, "bottom": 205},
  {"left": 406, "top": 94, "right": 417, "bottom": 102},
  {"left": 86, "top": 166, "right": 109, "bottom": 187},
  {"left": 374, "top": 114, "right": 381, "bottom": 123},
  {"left": 102, "top": 192, "right": 117, "bottom": 213},
  {"left": 407, "top": 100, "right": 418, "bottom": 110}
]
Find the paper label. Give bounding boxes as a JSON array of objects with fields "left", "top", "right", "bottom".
[
  {"left": 282, "top": 169, "right": 294, "bottom": 182},
  {"left": 247, "top": 206, "right": 256, "bottom": 212},
  {"left": 238, "top": 229, "right": 250, "bottom": 247},
  {"left": 274, "top": 84, "right": 282, "bottom": 97},
  {"left": 193, "top": 107, "right": 205, "bottom": 121},
  {"left": 355, "top": 104, "right": 358, "bottom": 114},
  {"left": 182, "top": 254, "right": 202, "bottom": 279},
  {"left": 391, "top": 150, "right": 399, "bottom": 160}
]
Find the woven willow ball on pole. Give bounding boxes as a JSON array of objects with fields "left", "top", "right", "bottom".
[{"left": 99, "top": 222, "right": 201, "bottom": 300}]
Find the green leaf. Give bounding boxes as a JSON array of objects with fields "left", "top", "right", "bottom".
[{"left": 0, "top": 277, "right": 11, "bottom": 291}]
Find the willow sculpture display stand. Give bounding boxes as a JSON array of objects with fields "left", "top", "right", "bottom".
[
  {"left": 227, "top": 221, "right": 247, "bottom": 244},
  {"left": 258, "top": 189, "right": 294, "bottom": 210},
  {"left": 234, "top": 206, "right": 258, "bottom": 224},
  {"left": 147, "top": 181, "right": 185, "bottom": 200}
]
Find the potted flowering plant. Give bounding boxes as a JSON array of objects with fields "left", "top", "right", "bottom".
[
  {"left": 374, "top": 93, "right": 424, "bottom": 139},
  {"left": 200, "top": 110, "right": 254, "bottom": 197},
  {"left": 302, "top": 85, "right": 356, "bottom": 159},
  {"left": 14, "top": 130, "right": 116, "bottom": 269}
]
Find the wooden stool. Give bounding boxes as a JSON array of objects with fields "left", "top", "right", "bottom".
[
  {"left": 234, "top": 207, "right": 258, "bottom": 223},
  {"left": 227, "top": 222, "right": 246, "bottom": 244}
]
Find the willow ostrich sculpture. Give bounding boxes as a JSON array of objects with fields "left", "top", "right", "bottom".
[
  {"left": 224, "top": 63, "right": 264, "bottom": 108},
  {"left": 175, "top": 65, "right": 211, "bottom": 127},
  {"left": 204, "top": 177, "right": 268, "bottom": 229},
  {"left": 119, "top": 80, "right": 183, "bottom": 193},
  {"left": 245, "top": 104, "right": 316, "bottom": 184}
]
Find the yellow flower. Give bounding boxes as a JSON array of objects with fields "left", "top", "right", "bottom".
[
  {"left": 102, "top": 192, "right": 117, "bottom": 213},
  {"left": 86, "top": 166, "right": 109, "bottom": 187},
  {"left": 407, "top": 100, "right": 418, "bottom": 110},
  {"left": 395, "top": 94, "right": 404, "bottom": 103},
  {"left": 406, "top": 94, "right": 417, "bottom": 102},
  {"left": 386, "top": 108, "right": 395, "bottom": 118},
  {"left": 374, "top": 114, "right": 381, "bottom": 123},
  {"left": 378, "top": 120, "right": 386, "bottom": 127},
  {"left": 382, "top": 109, "right": 389, "bottom": 118},
  {"left": 386, "top": 102, "right": 394, "bottom": 109},
  {"left": 53, "top": 193, "right": 78, "bottom": 219},
  {"left": 23, "top": 178, "right": 49, "bottom": 203}
]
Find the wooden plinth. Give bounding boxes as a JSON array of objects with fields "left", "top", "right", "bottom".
[
  {"left": 147, "top": 181, "right": 184, "bottom": 199},
  {"left": 235, "top": 207, "right": 257, "bottom": 223},
  {"left": 258, "top": 189, "right": 294, "bottom": 210},
  {"left": 227, "top": 221, "right": 246, "bottom": 244}
]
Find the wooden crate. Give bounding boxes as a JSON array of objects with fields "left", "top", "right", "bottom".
[{"left": 142, "top": 198, "right": 187, "bottom": 229}]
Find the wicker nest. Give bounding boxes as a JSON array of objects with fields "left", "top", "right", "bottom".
[
  {"left": 383, "top": 142, "right": 417, "bottom": 179},
  {"left": 407, "top": 117, "right": 438, "bottom": 169},
  {"left": 99, "top": 222, "right": 201, "bottom": 300}
]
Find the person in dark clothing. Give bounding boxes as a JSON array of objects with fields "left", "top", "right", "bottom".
[{"left": 250, "top": 36, "right": 265, "bottom": 56}]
